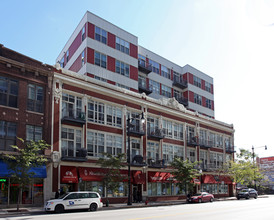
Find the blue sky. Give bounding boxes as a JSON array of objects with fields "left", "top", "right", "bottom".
[{"left": 1, "top": 0, "right": 274, "bottom": 157}]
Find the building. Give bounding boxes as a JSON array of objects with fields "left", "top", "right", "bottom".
[
  {"left": 56, "top": 11, "right": 215, "bottom": 119},
  {"left": 0, "top": 45, "right": 53, "bottom": 206},
  {"left": 259, "top": 157, "right": 274, "bottom": 193}
]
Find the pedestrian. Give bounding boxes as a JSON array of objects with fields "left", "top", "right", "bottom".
[
  {"left": 55, "top": 189, "right": 60, "bottom": 199},
  {"left": 133, "top": 188, "right": 137, "bottom": 203},
  {"left": 137, "top": 190, "right": 142, "bottom": 203}
]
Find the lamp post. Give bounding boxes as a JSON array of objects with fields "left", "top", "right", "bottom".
[
  {"left": 251, "top": 145, "right": 267, "bottom": 190},
  {"left": 127, "top": 112, "right": 145, "bottom": 205}
]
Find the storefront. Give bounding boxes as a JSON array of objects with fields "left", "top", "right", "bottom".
[
  {"left": 0, "top": 160, "right": 46, "bottom": 206},
  {"left": 201, "top": 174, "right": 233, "bottom": 197}
]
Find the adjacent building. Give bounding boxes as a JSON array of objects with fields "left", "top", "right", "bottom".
[
  {"left": 259, "top": 157, "right": 274, "bottom": 193},
  {"left": 0, "top": 44, "right": 53, "bottom": 206}
]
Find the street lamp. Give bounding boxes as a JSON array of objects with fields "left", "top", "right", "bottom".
[
  {"left": 127, "top": 112, "right": 145, "bottom": 205},
  {"left": 251, "top": 145, "right": 267, "bottom": 190}
]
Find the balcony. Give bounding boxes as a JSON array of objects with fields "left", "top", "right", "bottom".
[
  {"left": 148, "top": 128, "right": 165, "bottom": 140},
  {"left": 138, "top": 84, "right": 152, "bottom": 95},
  {"left": 62, "top": 109, "right": 86, "bottom": 125},
  {"left": 131, "top": 155, "right": 147, "bottom": 167},
  {"left": 199, "top": 139, "right": 211, "bottom": 149},
  {"left": 226, "top": 146, "right": 236, "bottom": 153},
  {"left": 173, "top": 78, "right": 188, "bottom": 90},
  {"left": 138, "top": 59, "right": 152, "bottom": 74},
  {"left": 128, "top": 127, "right": 145, "bottom": 137},
  {"left": 187, "top": 137, "right": 198, "bottom": 146},
  {"left": 147, "top": 158, "right": 166, "bottom": 168},
  {"left": 176, "top": 96, "right": 188, "bottom": 107},
  {"left": 61, "top": 148, "right": 88, "bottom": 162}
]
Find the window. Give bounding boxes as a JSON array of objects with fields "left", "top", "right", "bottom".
[
  {"left": 61, "top": 127, "right": 82, "bottom": 157},
  {"left": 131, "top": 139, "right": 141, "bottom": 159},
  {"left": 187, "top": 148, "right": 196, "bottom": 162},
  {"left": 173, "top": 71, "right": 180, "bottom": 83},
  {"left": 26, "top": 125, "right": 42, "bottom": 141},
  {"left": 174, "top": 89, "right": 181, "bottom": 101},
  {"left": 161, "top": 65, "right": 170, "bottom": 79},
  {"left": 106, "top": 105, "right": 122, "bottom": 127},
  {"left": 193, "top": 76, "right": 201, "bottom": 88},
  {"left": 205, "top": 81, "right": 211, "bottom": 93},
  {"left": 27, "top": 84, "right": 44, "bottom": 113},
  {"left": 87, "top": 131, "right": 104, "bottom": 157},
  {"left": 106, "top": 134, "right": 122, "bottom": 155},
  {"left": 149, "top": 80, "right": 160, "bottom": 94},
  {"left": 163, "top": 144, "right": 184, "bottom": 165},
  {"left": 116, "top": 83, "right": 130, "bottom": 90},
  {"left": 174, "top": 145, "right": 184, "bottom": 160},
  {"left": 62, "top": 93, "right": 83, "bottom": 119},
  {"left": 94, "top": 51, "right": 107, "bottom": 68},
  {"left": 82, "top": 26, "right": 86, "bottom": 41},
  {"left": 95, "top": 26, "right": 107, "bottom": 44},
  {"left": 81, "top": 50, "right": 85, "bottom": 67},
  {"left": 210, "top": 152, "right": 223, "bottom": 169},
  {"left": 138, "top": 54, "right": 146, "bottom": 67},
  {"left": 162, "top": 120, "right": 183, "bottom": 140},
  {"left": 116, "top": 37, "right": 130, "bottom": 55},
  {"left": 138, "top": 75, "right": 147, "bottom": 89},
  {"left": 88, "top": 100, "right": 104, "bottom": 124},
  {"left": 147, "top": 142, "right": 160, "bottom": 161},
  {"left": 66, "top": 50, "right": 69, "bottom": 63},
  {"left": 187, "top": 126, "right": 195, "bottom": 142},
  {"left": 216, "top": 134, "right": 223, "bottom": 148},
  {"left": 115, "top": 60, "right": 129, "bottom": 77},
  {"left": 162, "top": 120, "right": 172, "bottom": 138},
  {"left": 200, "top": 150, "right": 207, "bottom": 169},
  {"left": 161, "top": 85, "right": 171, "bottom": 98},
  {"left": 206, "top": 98, "right": 212, "bottom": 109},
  {"left": 194, "top": 93, "right": 202, "bottom": 105},
  {"left": 199, "top": 129, "right": 207, "bottom": 146},
  {"left": 149, "top": 60, "right": 160, "bottom": 74},
  {"left": 147, "top": 116, "right": 159, "bottom": 135},
  {"left": 94, "top": 75, "right": 107, "bottom": 82},
  {"left": 0, "top": 77, "right": 18, "bottom": 108},
  {"left": 60, "top": 57, "right": 65, "bottom": 68},
  {"left": 209, "top": 132, "right": 216, "bottom": 147},
  {"left": 0, "top": 121, "right": 16, "bottom": 151}
]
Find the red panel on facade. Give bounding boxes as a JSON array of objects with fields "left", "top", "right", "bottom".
[
  {"left": 68, "top": 31, "right": 82, "bottom": 63},
  {"left": 182, "top": 73, "right": 187, "bottom": 81},
  {"left": 87, "top": 22, "right": 95, "bottom": 39},
  {"left": 211, "top": 84, "right": 214, "bottom": 94},
  {"left": 130, "top": 65, "right": 138, "bottom": 81},
  {"left": 133, "top": 171, "right": 146, "bottom": 184},
  {"left": 183, "top": 91, "right": 188, "bottom": 99},
  {"left": 188, "top": 73, "right": 194, "bottom": 84},
  {"left": 107, "top": 56, "right": 115, "bottom": 72},
  {"left": 107, "top": 32, "right": 116, "bottom": 49},
  {"left": 86, "top": 72, "right": 94, "bottom": 78},
  {"left": 87, "top": 48, "right": 94, "bottom": 64},
  {"left": 130, "top": 43, "right": 138, "bottom": 59},
  {"left": 212, "top": 100, "right": 214, "bottom": 110},
  {"left": 69, "top": 51, "right": 83, "bottom": 73},
  {"left": 201, "top": 80, "right": 205, "bottom": 90},
  {"left": 202, "top": 96, "right": 206, "bottom": 107},
  {"left": 188, "top": 91, "right": 194, "bottom": 102},
  {"left": 61, "top": 166, "right": 78, "bottom": 183},
  {"left": 107, "top": 80, "right": 116, "bottom": 85},
  {"left": 171, "top": 69, "right": 173, "bottom": 81}
]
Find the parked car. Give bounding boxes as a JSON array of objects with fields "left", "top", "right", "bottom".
[
  {"left": 45, "top": 191, "right": 103, "bottom": 213},
  {"left": 237, "top": 188, "right": 258, "bottom": 200},
  {"left": 187, "top": 192, "right": 214, "bottom": 203}
]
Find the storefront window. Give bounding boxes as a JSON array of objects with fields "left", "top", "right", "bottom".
[
  {"left": 201, "top": 183, "right": 228, "bottom": 194},
  {"left": 148, "top": 182, "right": 181, "bottom": 196},
  {"left": 0, "top": 179, "right": 8, "bottom": 205}
]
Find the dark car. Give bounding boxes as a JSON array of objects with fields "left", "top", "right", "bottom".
[
  {"left": 237, "top": 188, "right": 258, "bottom": 200},
  {"left": 187, "top": 192, "right": 214, "bottom": 203}
]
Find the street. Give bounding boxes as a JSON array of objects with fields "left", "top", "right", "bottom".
[{"left": 4, "top": 195, "right": 274, "bottom": 220}]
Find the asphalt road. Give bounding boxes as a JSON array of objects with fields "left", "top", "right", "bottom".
[{"left": 4, "top": 195, "right": 274, "bottom": 220}]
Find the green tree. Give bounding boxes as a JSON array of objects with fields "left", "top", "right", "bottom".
[
  {"left": 171, "top": 158, "right": 201, "bottom": 195},
  {"left": 1, "top": 138, "right": 49, "bottom": 211},
  {"left": 229, "top": 148, "right": 265, "bottom": 189},
  {"left": 97, "top": 153, "right": 125, "bottom": 206}
]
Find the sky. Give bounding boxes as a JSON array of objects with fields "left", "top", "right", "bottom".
[{"left": 1, "top": 0, "right": 274, "bottom": 158}]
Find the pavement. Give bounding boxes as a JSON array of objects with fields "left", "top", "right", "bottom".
[{"left": 0, "top": 195, "right": 268, "bottom": 217}]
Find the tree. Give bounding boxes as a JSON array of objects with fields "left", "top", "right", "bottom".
[
  {"left": 97, "top": 153, "right": 125, "bottom": 206},
  {"left": 1, "top": 138, "right": 49, "bottom": 211},
  {"left": 229, "top": 148, "right": 265, "bottom": 190},
  {"left": 171, "top": 158, "right": 201, "bottom": 195}
]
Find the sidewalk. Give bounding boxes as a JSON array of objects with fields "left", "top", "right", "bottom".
[{"left": 0, "top": 196, "right": 267, "bottom": 217}]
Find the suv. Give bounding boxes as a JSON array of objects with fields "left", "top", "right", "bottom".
[
  {"left": 237, "top": 188, "right": 258, "bottom": 200},
  {"left": 45, "top": 191, "right": 103, "bottom": 213}
]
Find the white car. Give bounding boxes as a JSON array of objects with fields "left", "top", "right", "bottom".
[{"left": 45, "top": 191, "right": 103, "bottom": 213}]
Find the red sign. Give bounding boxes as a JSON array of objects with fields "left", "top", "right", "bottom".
[
  {"left": 61, "top": 166, "right": 78, "bottom": 183},
  {"left": 78, "top": 167, "right": 128, "bottom": 182},
  {"left": 148, "top": 172, "right": 172, "bottom": 182},
  {"left": 132, "top": 171, "right": 146, "bottom": 184},
  {"left": 202, "top": 175, "right": 232, "bottom": 184}
]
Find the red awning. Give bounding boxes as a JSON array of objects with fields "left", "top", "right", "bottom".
[
  {"left": 148, "top": 171, "right": 172, "bottom": 182},
  {"left": 78, "top": 167, "right": 129, "bottom": 182},
  {"left": 132, "top": 171, "right": 146, "bottom": 184},
  {"left": 202, "top": 175, "right": 232, "bottom": 184},
  {"left": 61, "top": 166, "right": 78, "bottom": 183},
  {"left": 193, "top": 178, "right": 201, "bottom": 185}
]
